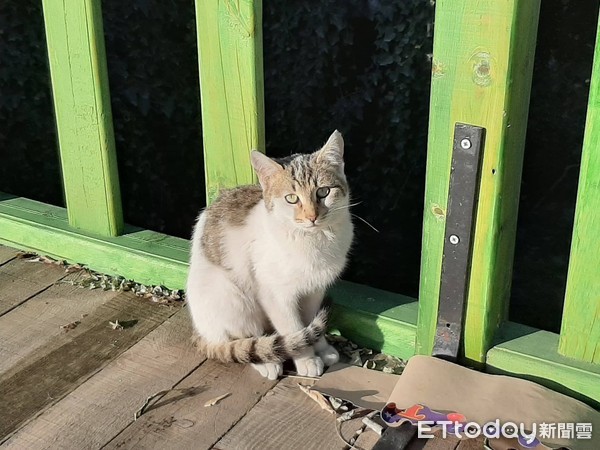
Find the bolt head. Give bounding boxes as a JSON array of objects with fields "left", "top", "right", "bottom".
[
  {"left": 460, "top": 138, "right": 471, "bottom": 149},
  {"left": 449, "top": 235, "right": 460, "bottom": 245}
]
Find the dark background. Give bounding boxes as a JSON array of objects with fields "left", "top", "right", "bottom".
[{"left": 1, "top": 0, "right": 598, "bottom": 333}]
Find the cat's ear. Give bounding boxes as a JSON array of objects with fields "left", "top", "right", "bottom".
[
  {"left": 251, "top": 151, "right": 282, "bottom": 186},
  {"left": 316, "top": 130, "right": 344, "bottom": 167}
]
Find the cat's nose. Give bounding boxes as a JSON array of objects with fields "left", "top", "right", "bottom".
[{"left": 306, "top": 215, "right": 318, "bottom": 223}]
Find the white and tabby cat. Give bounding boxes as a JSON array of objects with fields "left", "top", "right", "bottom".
[{"left": 186, "top": 131, "right": 353, "bottom": 379}]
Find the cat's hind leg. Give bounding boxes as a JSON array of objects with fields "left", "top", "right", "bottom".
[{"left": 186, "top": 258, "right": 268, "bottom": 358}]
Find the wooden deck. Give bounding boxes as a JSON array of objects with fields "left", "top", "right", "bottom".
[
  {"left": 0, "top": 243, "right": 488, "bottom": 450},
  {"left": 0, "top": 244, "right": 383, "bottom": 450}
]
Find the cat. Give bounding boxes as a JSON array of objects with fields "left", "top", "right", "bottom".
[{"left": 186, "top": 130, "right": 354, "bottom": 380}]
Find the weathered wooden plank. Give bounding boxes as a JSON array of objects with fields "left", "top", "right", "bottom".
[
  {"left": 558, "top": 15, "right": 600, "bottom": 364},
  {"left": 0, "top": 259, "right": 66, "bottom": 316},
  {"left": 41, "top": 0, "right": 123, "bottom": 235},
  {"left": 417, "top": 0, "right": 541, "bottom": 364},
  {"left": 0, "top": 291, "right": 176, "bottom": 439},
  {"left": 0, "top": 272, "right": 121, "bottom": 376},
  {"left": 488, "top": 322, "right": 600, "bottom": 406},
  {"left": 106, "top": 359, "right": 276, "bottom": 449},
  {"left": 215, "top": 377, "right": 378, "bottom": 450},
  {"left": 354, "top": 428, "right": 381, "bottom": 450},
  {"left": 195, "top": 0, "right": 265, "bottom": 203},
  {"left": 2, "top": 309, "right": 200, "bottom": 449},
  {"left": 0, "top": 245, "right": 18, "bottom": 265}
]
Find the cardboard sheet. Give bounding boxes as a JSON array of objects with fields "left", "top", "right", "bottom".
[
  {"left": 314, "top": 357, "right": 600, "bottom": 450},
  {"left": 387, "top": 356, "right": 600, "bottom": 450},
  {"left": 315, "top": 363, "right": 399, "bottom": 410}
]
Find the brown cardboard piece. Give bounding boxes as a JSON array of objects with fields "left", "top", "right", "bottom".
[
  {"left": 315, "top": 363, "right": 399, "bottom": 410},
  {"left": 315, "top": 357, "right": 600, "bottom": 450}
]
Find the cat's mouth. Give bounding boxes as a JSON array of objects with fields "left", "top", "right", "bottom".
[{"left": 300, "top": 221, "right": 325, "bottom": 232}]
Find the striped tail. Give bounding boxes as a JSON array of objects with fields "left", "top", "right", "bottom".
[{"left": 196, "top": 308, "right": 328, "bottom": 364}]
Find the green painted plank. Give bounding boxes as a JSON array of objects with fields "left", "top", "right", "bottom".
[
  {"left": 0, "top": 195, "right": 187, "bottom": 289},
  {"left": 195, "top": 0, "right": 265, "bottom": 203},
  {"left": 328, "top": 281, "right": 417, "bottom": 360},
  {"left": 417, "top": 0, "right": 540, "bottom": 364},
  {"left": 42, "top": 0, "right": 123, "bottom": 236},
  {"left": 558, "top": 16, "right": 600, "bottom": 364},
  {"left": 488, "top": 322, "right": 600, "bottom": 407}
]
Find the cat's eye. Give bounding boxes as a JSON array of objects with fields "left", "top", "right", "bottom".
[
  {"left": 316, "top": 187, "right": 330, "bottom": 199},
  {"left": 285, "top": 194, "right": 299, "bottom": 204}
]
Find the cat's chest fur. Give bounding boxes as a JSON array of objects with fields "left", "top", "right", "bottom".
[
  {"left": 258, "top": 225, "right": 352, "bottom": 288},
  {"left": 222, "top": 206, "right": 354, "bottom": 294}
]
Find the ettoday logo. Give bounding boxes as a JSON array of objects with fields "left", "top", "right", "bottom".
[
  {"left": 417, "top": 420, "right": 593, "bottom": 446},
  {"left": 381, "top": 402, "right": 592, "bottom": 447},
  {"left": 417, "top": 420, "right": 539, "bottom": 446}
]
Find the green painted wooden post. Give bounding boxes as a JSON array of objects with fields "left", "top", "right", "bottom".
[
  {"left": 42, "top": 0, "right": 123, "bottom": 236},
  {"left": 417, "top": 0, "right": 540, "bottom": 364},
  {"left": 195, "top": 0, "right": 265, "bottom": 204},
  {"left": 558, "top": 16, "right": 600, "bottom": 365}
]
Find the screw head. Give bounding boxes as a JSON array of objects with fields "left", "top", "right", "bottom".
[
  {"left": 460, "top": 138, "right": 471, "bottom": 149},
  {"left": 449, "top": 235, "right": 460, "bottom": 245}
]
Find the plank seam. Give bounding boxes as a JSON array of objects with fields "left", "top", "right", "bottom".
[
  {"left": 0, "top": 256, "right": 17, "bottom": 268},
  {"left": 0, "top": 272, "right": 69, "bottom": 319},
  {"left": 212, "top": 378, "right": 284, "bottom": 449}
]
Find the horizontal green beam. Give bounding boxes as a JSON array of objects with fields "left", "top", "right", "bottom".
[
  {"left": 329, "top": 281, "right": 417, "bottom": 360},
  {"left": 558, "top": 13, "right": 600, "bottom": 364},
  {"left": 0, "top": 193, "right": 417, "bottom": 359},
  {"left": 42, "top": 0, "right": 123, "bottom": 236},
  {"left": 488, "top": 322, "right": 600, "bottom": 407},
  {"left": 0, "top": 194, "right": 187, "bottom": 288}
]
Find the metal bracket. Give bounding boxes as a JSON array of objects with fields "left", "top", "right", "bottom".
[{"left": 432, "top": 123, "right": 485, "bottom": 361}]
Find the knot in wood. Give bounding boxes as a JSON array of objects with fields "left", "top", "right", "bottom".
[{"left": 470, "top": 52, "right": 493, "bottom": 87}]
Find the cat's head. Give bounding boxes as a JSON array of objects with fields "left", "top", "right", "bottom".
[{"left": 251, "top": 130, "right": 350, "bottom": 231}]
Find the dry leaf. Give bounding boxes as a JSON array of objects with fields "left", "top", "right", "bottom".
[
  {"left": 109, "top": 320, "right": 124, "bottom": 330},
  {"left": 60, "top": 321, "right": 80, "bottom": 332},
  {"left": 66, "top": 264, "right": 83, "bottom": 273},
  {"left": 204, "top": 392, "right": 231, "bottom": 407},
  {"left": 297, "top": 384, "right": 335, "bottom": 414}
]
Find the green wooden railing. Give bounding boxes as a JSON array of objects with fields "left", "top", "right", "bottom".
[{"left": 0, "top": 0, "right": 598, "bottom": 405}]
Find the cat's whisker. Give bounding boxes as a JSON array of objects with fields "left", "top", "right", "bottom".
[
  {"left": 328, "top": 201, "right": 363, "bottom": 213},
  {"left": 351, "top": 213, "right": 380, "bottom": 233}
]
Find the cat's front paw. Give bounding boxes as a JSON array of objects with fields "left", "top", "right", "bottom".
[
  {"left": 294, "top": 356, "right": 324, "bottom": 377},
  {"left": 317, "top": 345, "right": 339, "bottom": 366},
  {"left": 251, "top": 362, "right": 282, "bottom": 380}
]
